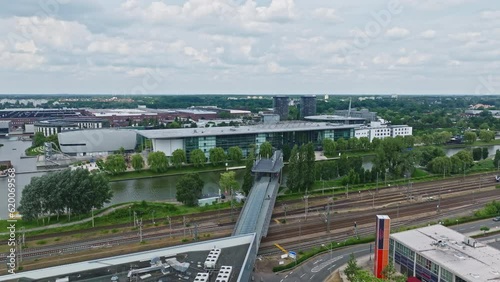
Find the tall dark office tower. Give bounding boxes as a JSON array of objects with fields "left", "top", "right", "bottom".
[
  {"left": 300, "top": 95, "right": 316, "bottom": 119},
  {"left": 273, "top": 96, "right": 289, "bottom": 121}
]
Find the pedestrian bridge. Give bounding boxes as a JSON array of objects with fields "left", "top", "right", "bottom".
[{"left": 233, "top": 151, "right": 283, "bottom": 248}]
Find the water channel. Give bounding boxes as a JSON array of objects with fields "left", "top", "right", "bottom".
[{"left": 1, "top": 137, "right": 498, "bottom": 219}]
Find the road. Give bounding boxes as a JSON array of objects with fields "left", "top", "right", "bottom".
[{"left": 253, "top": 219, "right": 500, "bottom": 282}]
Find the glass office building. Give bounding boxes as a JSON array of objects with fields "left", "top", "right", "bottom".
[{"left": 139, "top": 122, "right": 357, "bottom": 160}]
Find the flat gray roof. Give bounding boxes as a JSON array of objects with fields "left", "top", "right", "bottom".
[
  {"left": 0, "top": 234, "right": 255, "bottom": 281},
  {"left": 304, "top": 115, "right": 366, "bottom": 121},
  {"left": 391, "top": 224, "right": 500, "bottom": 282},
  {"left": 138, "top": 122, "right": 357, "bottom": 139}
]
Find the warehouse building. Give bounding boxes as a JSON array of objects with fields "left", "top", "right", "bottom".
[
  {"left": 390, "top": 224, "right": 500, "bottom": 282},
  {"left": 58, "top": 129, "right": 138, "bottom": 156},
  {"left": 34, "top": 118, "right": 108, "bottom": 137}
]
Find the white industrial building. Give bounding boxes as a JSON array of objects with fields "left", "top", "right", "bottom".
[
  {"left": 390, "top": 224, "right": 500, "bottom": 282},
  {"left": 58, "top": 129, "right": 137, "bottom": 156},
  {"left": 354, "top": 121, "right": 412, "bottom": 142}
]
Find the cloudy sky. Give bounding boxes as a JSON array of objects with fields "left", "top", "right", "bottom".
[{"left": 0, "top": 0, "right": 499, "bottom": 95}]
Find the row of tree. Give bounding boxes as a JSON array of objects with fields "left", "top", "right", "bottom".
[
  {"left": 322, "top": 135, "right": 416, "bottom": 157},
  {"left": 287, "top": 143, "right": 315, "bottom": 193},
  {"left": 98, "top": 142, "right": 274, "bottom": 175},
  {"left": 19, "top": 169, "right": 113, "bottom": 221}
]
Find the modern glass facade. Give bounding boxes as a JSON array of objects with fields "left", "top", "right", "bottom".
[{"left": 181, "top": 128, "right": 353, "bottom": 160}]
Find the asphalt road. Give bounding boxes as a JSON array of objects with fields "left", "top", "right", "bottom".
[{"left": 253, "top": 218, "right": 500, "bottom": 282}]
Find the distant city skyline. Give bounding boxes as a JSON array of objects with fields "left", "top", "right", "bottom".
[{"left": 0, "top": 0, "right": 498, "bottom": 95}]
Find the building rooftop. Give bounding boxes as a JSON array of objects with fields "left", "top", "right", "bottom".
[
  {"left": 391, "top": 224, "right": 500, "bottom": 282},
  {"left": 0, "top": 234, "right": 255, "bottom": 282},
  {"left": 137, "top": 122, "right": 357, "bottom": 139},
  {"left": 304, "top": 115, "right": 366, "bottom": 121}
]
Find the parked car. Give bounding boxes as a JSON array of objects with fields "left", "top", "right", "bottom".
[{"left": 493, "top": 217, "right": 500, "bottom": 222}]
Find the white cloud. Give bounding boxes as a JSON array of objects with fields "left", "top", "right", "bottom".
[
  {"left": 88, "top": 38, "right": 130, "bottom": 55},
  {"left": 267, "top": 61, "right": 287, "bottom": 73},
  {"left": 420, "top": 30, "right": 436, "bottom": 39},
  {"left": 14, "top": 40, "right": 37, "bottom": 53},
  {"left": 400, "top": 0, "right": 474, "bottom": 10},
  {"left": 448, "top": 32, "right": 481, "bottom": 42},
  {"left": 0, "top": 0, "right": 497, "bottom": 94},
  {"left": 480, "top": 10, "right": 500, "bottom": 20},
  {"left": 385, "top": 27, "right": 410, "bottom": 39},
  {"left": 312, "top": 8, "right": 342, "bottom": 22}
]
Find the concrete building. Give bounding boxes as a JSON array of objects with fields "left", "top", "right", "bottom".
[
  {"left": 304, "top": 115, "right": 366, "bottom": 125},
  {"left": 58, "top": 129, "right": 138, "bottom": 156},
  {"left": 0, "top": 108, "right": 88, "bottom": 131},
  {"left": 0, "top": 120, "right": 10, "bottom": 136},
  {"left": 335, "top": 108, "right": 378, "bottom": 121},
  {"left": 354, "top": 121, "right": 412, "bottom": 142},
  {"left": 34, "top": 118, "right": 107, "bottom": 137},
  {"left": 300, "top": 96, "right": 316, "bottom": 119},
  {"left": 262, "top": 114, "right": 280, "bottom": 124},
  {"left": 273, "top": 96, "right": 289, "bottom": 121},
  {"left": 138, "top": 122, "right": 356, "bottom": 159},
  {"left": 390, "top": 224, "right": 500, "bottom": 282}
]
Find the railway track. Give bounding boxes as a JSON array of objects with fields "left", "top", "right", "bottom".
[{"left": 1, "top": 172, "right": 498, "bottom": 263}]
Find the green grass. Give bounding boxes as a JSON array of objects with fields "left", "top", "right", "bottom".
[
  {"left": 107, "top": 162, "right": 245, "bottom": 181},
  {"left": 25, "top": 146, "right": 44, "bottom": 156},
  {"left": 0, "top": 200, "right": 241, "bottom": 239}
]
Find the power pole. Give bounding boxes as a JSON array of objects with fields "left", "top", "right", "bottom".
[
  {"left": 230, "top": 187, "right": 234, "bottom": 222},
  {"left": 194, "top": 223, "right": 199, "bottom": 241},
  {"left": 183, "top": 216, "right": 186, "bottom": 237},
  {"left": 167, "top": 216, "right": 172, "bottom": 238},
  {"left": 139, "top": 218, "right": 143, "bottom": 243},
  {"left": 283, "top": 204, "right": 287, "bottom": 224},
  {"left": 326, "top": 203, "right": 331, "bottom": 233},
  {"left": 133, "top": 211, "right": 137, "bottom": 228},
  {"left": 304, "top": 195, "right": 309, "bottom": 221},
  {"left": 345, "top": 184, "right": 349, "bottom": 199}
]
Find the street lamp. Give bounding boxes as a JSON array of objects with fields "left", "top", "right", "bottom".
[
  {"left": 321, "top": 243, "right": 333, "bottom": 260},
  {"left": 91, "top": 206, "right": 95, "bottom": 228},
  {"left": 282, "top": 204, "right": 287, "bottom": 224}
]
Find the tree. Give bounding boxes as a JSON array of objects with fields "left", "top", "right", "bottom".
[
  {"left": 259, "top": 141, "right": 273, "bottom": 158},
  {"left": 175, "top": 173, "right": 204, "bottom": 206},
  {"left": 494, "top": 150, "right": 500, "bottom": 169},
  {"left": 427, "top": 156, "right": 452, "bottom": 175},
  {"left": 104, "top": 154, "right": 127, "bottom": 175},
  {"left": 171, "top": 149, "right": 187, "bottom": 168},
  {"left": 482, "top": 147, "right": 489, "bottom": 160},
  {"left": 131, "top": 154, "right": 144, "bottom": 171},
  {"left": 228, "top": 146, "right": 243, "bottom": 163},
  {"left": 472, "top": 147, "right": 482, "bottom": 161},
  {"left": 322, "top": 138, "right": 336, "bottom": 156},
  {"left": 287, "top": 145, "right": 300, "bottom": 192},
  {"left": 190, "top": 149, "right": 206, "bottom": 167},
  {"left": 381, "top": 262, "right": 397, "bottom": 280},
  {"left": 242, "top": 149, "right": 255, "bottom": 195},
  {"left": 209, "top": 147, "right": 226, "bottom": 165},
  {"left": 303, "top": 142, "right": 316, "bottom": 189},
  {"left": 344, "top": 254, "right": 361, "bottom": 281},
  {"left": 19, "top": 169, "right": 112, "bottom": 221},
  {"left": 219, "top": 171, "right": 239, "bottom": 194},
  {"left": 464, "top": 131, "right": 477, "bottom": 144},
  {"left": 479, "top": 129, "right": 495, "bottom": 142},
  {"left": 147, "top": 151, "right": 169, "bottom": 173},
  {"left": 33, "top": 132, "right": 46, "bottom": 147},
  {"left": 480, "top": 226, "right": 490, "bottom": 235},
  {"left": 336, "top": 138, "right": 348, "bottom": 151}
]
